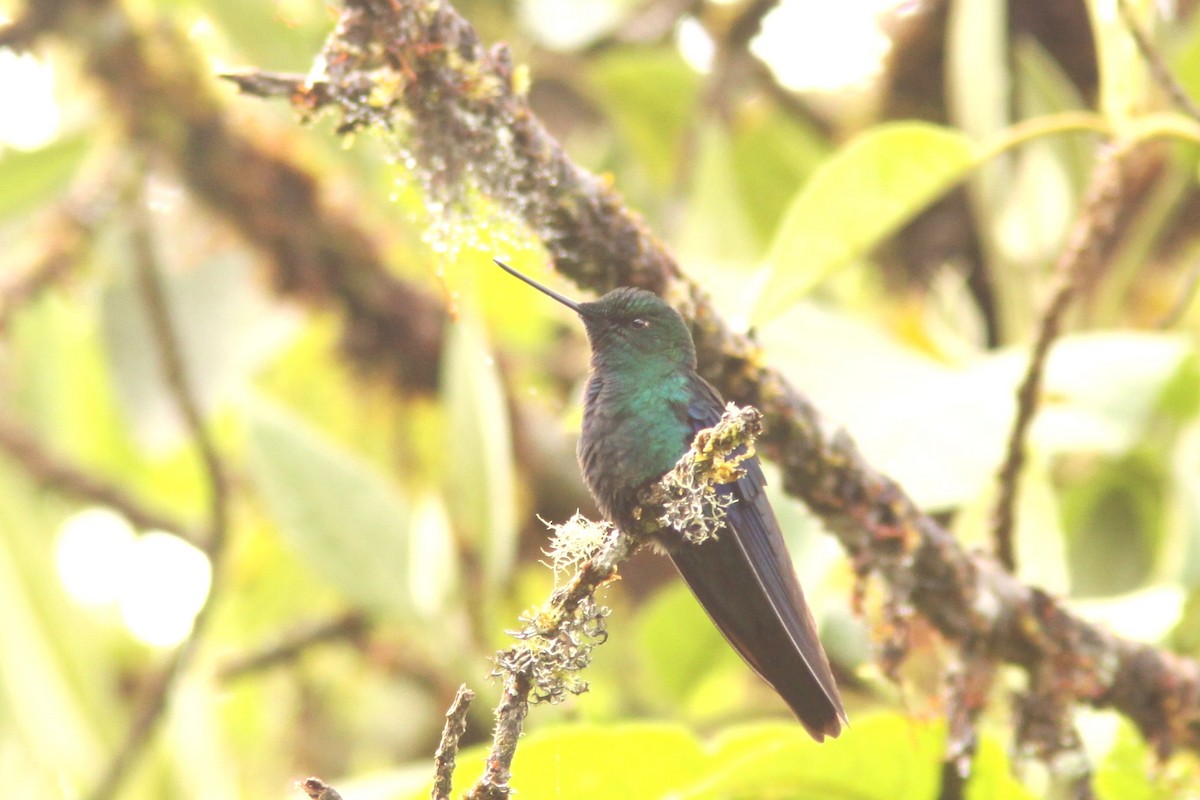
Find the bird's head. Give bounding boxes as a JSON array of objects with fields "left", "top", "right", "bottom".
[{"left": 494, "top": 259, "right": 696, "bottom": 374}]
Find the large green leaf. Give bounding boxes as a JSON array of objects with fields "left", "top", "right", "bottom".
[
  {"left": 440, "top": 312, "right": 517, "bottom": 593},
  {"left": 752, "top": 122, "right": 977, "bottom": 322},
  {"left": 244, "top": 399, "right": 415, "bottom": 618},
  {"left": 677, "top": 715, "right": 943, "bottom": 799},
  {"left": 360, "top": 715, "right": 1042, "bottom": 800},
  {"left": 635, "top": 582, "right": 738, "bottom": 712},
  {"left": 373, "top": 722, "right": 708, "bottom": 800}
]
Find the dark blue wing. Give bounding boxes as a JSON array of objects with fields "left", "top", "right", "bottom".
[{"left": 666, "top": 374, "right": 844, "bottom": 739}]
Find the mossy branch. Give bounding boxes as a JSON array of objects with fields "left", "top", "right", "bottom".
[
  {"left": 462, "top": 405, "right": 762, "bottom": 799},
  {"left": 243, "top": 0, "right": 1200, "bottom": 763}
]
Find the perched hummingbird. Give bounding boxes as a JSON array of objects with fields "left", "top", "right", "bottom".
[{"left": 495, "top": 259, "right": 845, "bottom": 740}]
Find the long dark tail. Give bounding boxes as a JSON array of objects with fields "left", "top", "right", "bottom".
[{"left": 667, "top": 475, "right": 845, "bottom": 740}]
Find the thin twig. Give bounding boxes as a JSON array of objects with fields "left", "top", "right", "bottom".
[
  {"left": 1117, "top": 0, "right": 1200, "bottom": 123},
  {"left": 465, "top": 673, "right": 533, "bottom": 800},
  {"left": 299, "top": 777, "right": 345, "bottom": 800},
  {"left": 216, "top": 612, "right": 368, "bottom": 682},
  {"left": 458, "top": 407, "right": 758, "bottom": 797},
  {"left": 989, "top": 144, "right": 1127, "bottom": 573},
  {"left": 464, "top": 525, "right": 635, "bottom": 800},
  {"left": 432, "top": 685, "right": 475, "bottom": 800},
  {"left": 83, "top": 184, "right": 231, "bottom": 800}
]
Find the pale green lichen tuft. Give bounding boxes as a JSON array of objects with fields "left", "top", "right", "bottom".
[
  {"left": 495, "top": 594, "right": 609, "bottom": 704},
  {"left": 492, "top": 405, "right": 763, "bottom": 705},
  {"left": 539, "top": 513, "right": 612, "bottom": 588}
]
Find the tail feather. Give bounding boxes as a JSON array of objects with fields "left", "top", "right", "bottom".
[{"left": 666, "top": 463, "right": 845, "bottom": 740}]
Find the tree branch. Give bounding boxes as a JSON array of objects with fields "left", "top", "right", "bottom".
[
  {"left": 432, "top": 685, "right": 475, "bottom": 800},
  {"left": 990, "top": 144, "right": 1127, "bottom": 573},
  {"left": 1117, "top": 0, "right": 1200, "bottom": 124},
  {"left": 459, "top": 405, "right": 762, "bottom": 798},
  {"left": 272, "top": 0, "right": 1200, "bottom": 757}
]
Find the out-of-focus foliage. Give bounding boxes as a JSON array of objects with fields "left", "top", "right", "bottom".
[{"left": 2, "top": 0, "right": 1200, "bottom": 799}]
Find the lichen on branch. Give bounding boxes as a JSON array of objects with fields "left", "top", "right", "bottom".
[{"left": 472, "top": 404, "right": 762, "bottom": 796}]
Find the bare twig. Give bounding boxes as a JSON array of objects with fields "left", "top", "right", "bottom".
[
  {"left": 458, "top": 407, "right": 760, "bottom": 797},
  {"left": 990, "top": 144, "right": 1127, "bottom": 573},
  {"left": 1117, "top": 0, "right": 1200, "bottom": 124},
  {"left": 432, "top": 685, "right": 475, "bottom": 800},
  {"left": 464, "top": 520, "right": 636, "bottom": 799},
  {"left": 465, "top": 672, "right": 534, "bottom": 800},
  {"left": 83, "top": 185, "right": 231, "bottom": 800}
]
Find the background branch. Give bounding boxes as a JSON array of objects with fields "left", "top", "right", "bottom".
[
  {"left": 83, "top": 184, "right": 232, "bottom": 800},
  {"left": 0, "top": 412, "right": 206, "bottom": 546},
  {"left": 989, "top": 144, "right": 1128, "bottom": 573}
]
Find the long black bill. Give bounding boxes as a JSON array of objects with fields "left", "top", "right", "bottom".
[{"left": 493, "top": 258, "right": 582, "bottom": 313}]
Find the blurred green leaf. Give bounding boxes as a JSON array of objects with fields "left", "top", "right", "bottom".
[
  {"left": 1025, "top": 333, "right": 1193, "bottom": 453},
  {"left": 0, "top": 134, "right": 89, "bottom": 220},
  {"left": 244, "top": 398, "right": 415, "bottom": 618},
  {"left": 766, "top": 315, "right": 1192, "bottom": 510},
  {"left": 0, "top": 466, "right": 107, "bottom": 790},
  {"left": 731, "top": 108, "right": 829, "bottom": 246},
  {"left": 753, "top": 122, "right": 977, "bottom": 323},
  {"left": 1089, "top": 0, "right": 1149, "bottom": 121},
  {"left": 502, "top": 723, "right": 707, "bottom": 797},
  {"left": 1061, "top": 451, "right": 1167, "bottom": 597},
  {"left": 440, "top": 312, "right": 517, "bottom": 592},
  {"left": 375, "top": 716, "right": 1042, "bottom": 799},
  {"left": 389, "top": 722, "right": 707, "bottom": 800},
  {"left": 100, "top": 246, "right": 293, "bottom": 450},
  {"left": 966, "top": 734, "right": 1037, "bottom": 800},
  {"left": 676, "top": 124, "right": 760, "bottom": 268},
  {"left": 9, "top": 292, "right": 127, "bottom": 460},
  {"left": 1171, "top": 10, "right": 1200, "bottom": 109},
  {"left": 588, "top": 49, "right": 701, "bottom": 188},
  {"left": 635, "top": 582, "right": 736, "bottom": 710},
  {"left": 677, "top": 715, "right": 943, "bottom": 799},
  {"left": 1095, "top": 722, "right": 1183, "bottom": 800},
  {"left": 174, "top": 0, "right": 328, "bottom": 71}
]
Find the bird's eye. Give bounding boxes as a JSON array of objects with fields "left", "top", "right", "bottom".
[{"left": 631, "top": 318, "right": 650, "bottom": 329}]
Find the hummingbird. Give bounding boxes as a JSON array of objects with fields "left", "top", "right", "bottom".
[{"left": 495, "top": 259, "right": 845, "bottom": 740}]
